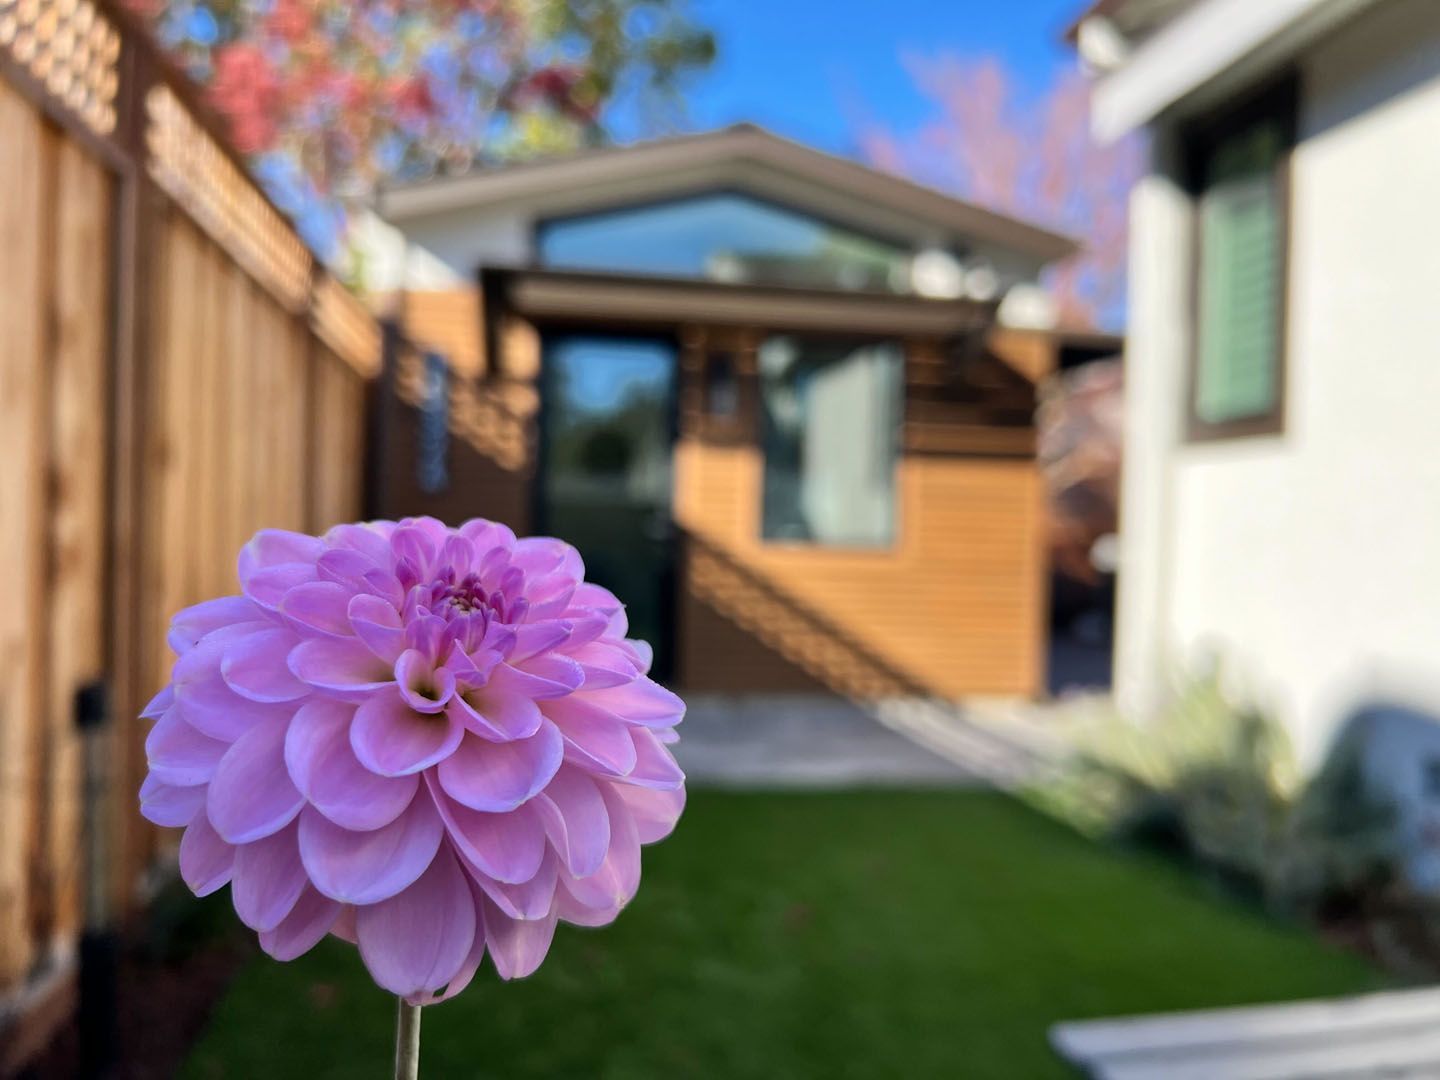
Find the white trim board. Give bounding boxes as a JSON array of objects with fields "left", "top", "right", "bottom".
[
  {"left": 1051, "top": 985, "right": 1440, "bottom": 1079},
  {"left": 1090, "top": 0, "right": 1384, "bottom": 141}
]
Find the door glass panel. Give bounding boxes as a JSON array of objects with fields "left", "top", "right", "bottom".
[{"left": 540, "top": 335, "right": 676, "bottom": 677}]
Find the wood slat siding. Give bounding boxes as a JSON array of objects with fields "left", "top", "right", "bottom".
[{"left": 675, "top": 440, "right": 1045, "bottom": 699}]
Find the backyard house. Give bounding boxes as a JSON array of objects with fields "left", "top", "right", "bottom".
[
  {"left": 1077, "top": 0, "right": 1440, "bottom": 871},
  {"left": 370, "top": 125, "right": 1088, "bottom": 705}
]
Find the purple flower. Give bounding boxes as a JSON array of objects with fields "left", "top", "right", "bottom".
[{"left": 139, "top": 518, "right": 685, "bottom": 1003}]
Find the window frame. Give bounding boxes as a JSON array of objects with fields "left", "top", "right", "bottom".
[
  {"left": 531, "top": 186, "right": 919, "bottom": 293},
  {"left": 755, "top": 331, "right": 907, "bottom": 552},
  {"left": 1182, "top": 72, "right": 1297, "bottom": 443}
]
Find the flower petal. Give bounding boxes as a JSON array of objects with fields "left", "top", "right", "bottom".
[
  {"left": 288, "top": 637, "right": 395, "bottom": 697},
  {"left": 231, "top": 824, "right": 307, "bottom": 932},
  {"left": 258, "top": 886, "right": 340, "bottom": 962},
  {"left": 395, "top": 649, "right": 454, "bottom": 713},
  {"left": 482, "top": 895, "right": 558, "bottom": 981},
  {"left": 557, "top": 785, "right": 640, "bottom": 915},
  {"left": 298, "top": 794, "right": 443, "bottom": 905},
  {"left": 280, "top": 581, "right": 355, "bottom": 637},
  {"left": 437, "top": 721, "right": 563, "bottom": 813},
  {"left": 141, "top": 685, "right": 174, "bottom": 720},
  {"left": 418, "top": 877, "right": 490, "bottom": 1004},
  {"left": 496, "top": 657, "right": 584, "bottom": 699},
  {"left": 623, "top": 728, "right": 686, "bottom": 790},
  {"left": 238, "top": 529, "right": 324, "bottom": 579},
  {"left": 579, "top": 677, "right": 685, "bottom": 727},
  {"left": 508, "top": 620, "right": 571, "bottom": 663},
  {"left": 531, "top": 766, "right": 610, "bottom": 879},
  {"left": 324, "top": 522, "right": 393, "bottom": 564},
  {"left": 566, "top": 641, "right": 640, "bottom": 689},
  {"left": 173, "top": 627, "right": 292, "bottom": 741},
  {"left": 614, "top": 783, "right": 685, "bottom": 844},
  {"left": 622, "top": 639, "right": 654, "bottom": 677},
  {"left": 139, "top": 773, "right": 206, "bottom": 827},
  {"left": 543, "top": 698, "right": 638, "bottom": 776},
  {"left": 356, "top": 845, "right": 477, "bottom": 999},
  {"left": 241, "top": 563, "right": 318, "bottom": 610},
  {"left": 285, "top": 700, "right": 417, "bottom": 830},
  {"left": 351, "top": 690, "right": 464, "bottom": 777},
  {"left": 459, "top": 518, "right": 516, "bottom": 556},
  {"left": 452, "top": 687, "right": 543, "bottom": 742},
  {"left": 511, "top": 536, "right": 567, "bottom": 577},
  {"left": 167, "top": 596, "right": 262, "bottom": 655},
  {"left": 179, "top": 813, "right": 234, "bottom": 897},
  {"left": 348, "top": 593, "right": 406, "bottom": 663},
  {"left": 222, "top": 628, "right": 309, "bottom": 703},
  {"left": 145, "top": 707, "right": 228, "bottom": 786},
  {"left": 207, "top": 716, "right": 305, "bottom": 844},
  {"left": 467, "top": 848, "right": 558, "bottom": 921},
  {"left": 431, "top": 780, "right": 545, "bottom": 885}
]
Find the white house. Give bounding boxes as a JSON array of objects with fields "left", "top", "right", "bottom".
[{"left": 1077, "top": 0, "right": 1440, "bottom": 805}]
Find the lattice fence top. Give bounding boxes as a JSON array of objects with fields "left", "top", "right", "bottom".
[
  {"left": 0, "top": 0, "right": 120, "bottom": 135},
  {"left": 145, "top": 83, "right": 314, "bottom": 313}
]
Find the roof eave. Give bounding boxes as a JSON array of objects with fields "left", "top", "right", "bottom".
[{"left": 379, "top": 126, "right": 1079, "bottom": 266}]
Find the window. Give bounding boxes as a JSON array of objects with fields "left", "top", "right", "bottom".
[
  {"left": 537, "top": 191, "right": 913, "bottom": 294},
  {"left": 759, "top": 336, "right": 902, "bottom": 546},
  {"left": 1187, "top": 77, "right": 1294, "bottom": 439}
]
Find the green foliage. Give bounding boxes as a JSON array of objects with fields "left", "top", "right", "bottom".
[
  {"left": 183, "top": 791, "right": 1376, "bottom": 1080},
  {"left": 1268, "top": 726, "right": 1398, "bottom": 917},
  {"left": 1034, "top": 673, "right": 1293, "bottom": 883},
  {"left": 1035, "top": 672, "right": 1401, "bottom": 916}
]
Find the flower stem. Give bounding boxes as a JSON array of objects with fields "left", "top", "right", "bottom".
[{"left": 394, "top": 997, "right": 422, "bottom": 1080}]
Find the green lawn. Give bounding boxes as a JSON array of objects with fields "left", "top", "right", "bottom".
[{"left": 183, "top": 790, "right": 1380, "bottom": 1079}]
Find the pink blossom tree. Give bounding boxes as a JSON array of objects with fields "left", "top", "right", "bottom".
[{"left": 862, "top": 56, "right": 1144, "bottom": 330}]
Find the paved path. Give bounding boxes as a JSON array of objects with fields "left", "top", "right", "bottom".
[
  {"left": 673, "top": 694, "right": 981, "bottom": 786},
  {"left": 673, "top": 693, "right": 1062, "bottom": 788}
]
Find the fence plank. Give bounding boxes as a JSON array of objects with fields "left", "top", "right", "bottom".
[
  {"left": 2, "top": 24, "right": 386, "bottom": 1063},
  {"left": 0, "top": 82, "right": 49, "bottom": 991},
  {"left": 36, "top": 136, "right": 113, "bottom": 951}
]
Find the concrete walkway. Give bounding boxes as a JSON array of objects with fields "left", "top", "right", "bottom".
[{"left": 674, "top": 693, "right": 1061, "bottom": 788}]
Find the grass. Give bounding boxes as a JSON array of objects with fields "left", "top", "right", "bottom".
[{"left": 183, "top": 790, "right": 1380, "bottom": 1079}]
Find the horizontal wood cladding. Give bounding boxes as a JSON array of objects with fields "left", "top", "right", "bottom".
[{"left": 674, "top": 439, "right": 1046, "bottom": 699}]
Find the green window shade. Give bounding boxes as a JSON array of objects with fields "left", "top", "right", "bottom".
[{"left": 1195, "top": 122, "right": 1284, "bottom": 425}]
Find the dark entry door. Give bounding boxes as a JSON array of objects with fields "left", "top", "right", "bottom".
[{"left": 538, "top": 334, "right": 677, "bottom": 680}]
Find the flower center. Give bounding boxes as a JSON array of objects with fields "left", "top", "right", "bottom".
[{"left": 430, "top": 573, "right": 498, "bottom": 621}]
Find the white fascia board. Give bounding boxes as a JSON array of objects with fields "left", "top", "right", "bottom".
[{"left": 1090, "top": 0, "right": 1380, "bottom": 141}]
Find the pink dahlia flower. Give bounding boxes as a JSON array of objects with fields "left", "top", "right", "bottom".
[{"left": 139, "top": 518, "right": 685, "bottom": 1002}]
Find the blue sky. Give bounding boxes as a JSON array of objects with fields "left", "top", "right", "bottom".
[{"left": 613, "top": 0, "right": 1085, "bottom": 155}]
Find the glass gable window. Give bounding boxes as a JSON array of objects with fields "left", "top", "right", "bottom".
[
  {"left": 537, "top": 192, "right": 912, "bottom": 293},
  {"left": 1189, "top": 80, "right": 1293, "bottom": 436},
  {"left": 759, "top": 336, "right": 902, "bottom": 546}
]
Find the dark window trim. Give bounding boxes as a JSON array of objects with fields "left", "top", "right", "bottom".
[{"left": 1182, "top": 71, "right": 1297, "bottom": 443}]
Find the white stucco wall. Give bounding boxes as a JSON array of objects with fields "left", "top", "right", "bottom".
[{"left": 1116, "top": 0, "right": 1440, "bottom": 769}]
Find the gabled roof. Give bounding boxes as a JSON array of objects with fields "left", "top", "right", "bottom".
[{"left": 378, "top": 124, "right": 1078, "bottom": 265}]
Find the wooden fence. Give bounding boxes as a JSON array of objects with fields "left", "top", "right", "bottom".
[{"left": 0, "top": 0, "right": 381, "bottom": 1061}]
